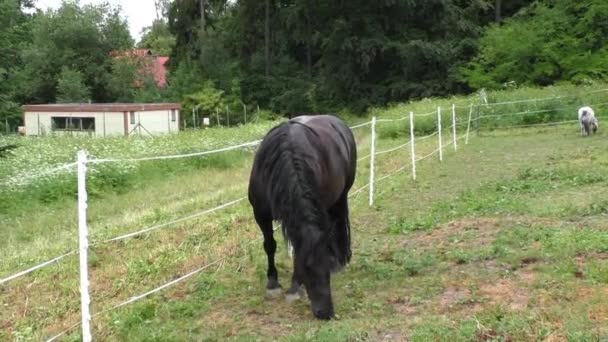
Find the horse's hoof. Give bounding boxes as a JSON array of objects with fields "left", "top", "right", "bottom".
[
  {"left": 285, "top": 292, "right": 302, "bottom": 304},
  {"left": 266, "top": 287, "right": 282, "bottom": 298}
]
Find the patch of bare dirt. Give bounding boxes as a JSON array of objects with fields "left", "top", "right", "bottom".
[
  {"left": 517, "top": 268, "right": 537, "bottom": 285},
  {"left": 475, "top": 328, "right": 514, "bottom": 342},
  {"left": 401, "top": 216, "right": 559, "bottom": 250},
  {"left": 202, "top": 302, "right": 294, "bottom": 338},
  {"left": 480, "top": 279, "right": 529, "bottom": 311},
  {"left": 388, "top": 296, "right": 419, "bottom": 316},
  {"left": 439, "top": 287, "right": 473, "bottom": 310},
  {"left": 376, "top": 329, "right": 409, "bottom": 342}
]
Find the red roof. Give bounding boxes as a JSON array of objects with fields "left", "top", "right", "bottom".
[
  {"left": 110, "top": 49, "right": 170, "bottom": 88},
  {"left": 151, "top": 57, "right": 169, "bottom": 87}
]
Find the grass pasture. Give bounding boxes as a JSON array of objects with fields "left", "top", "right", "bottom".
[{"left": 2, "top": 86, "right": 608, "bottom": 341}]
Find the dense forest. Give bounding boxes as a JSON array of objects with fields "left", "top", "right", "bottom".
[{"left": 1, "top": 0, "right": 607, "bottom": 131}]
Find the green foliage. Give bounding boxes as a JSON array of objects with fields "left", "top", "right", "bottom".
[
  {"left": 462, "top": 0, "right": 608, "bottom": 90},
  {"left": 167, "top": 0, "right": 536, "bottom": 114},
  {"left": 18, "top": 1, "right": 134, "bottom": 103},
  {"left": 138, "top": 20, "right": 175, "bottom": 56},
  {"left": 166, "top": 61, "right": 204, "bottom": 102},
  {"left": 183, "top": 81, "right": 225, "bottom": 125},
  {"left": 56, "top": 68, "right": 91, "bottom": 103},
  {"left": 108, "top": 58, "right": 138, "bottom": 102}
]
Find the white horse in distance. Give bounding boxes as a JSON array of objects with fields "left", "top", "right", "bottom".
[{"left": 578, "top": 106, "right": 598, "bottom": 136}]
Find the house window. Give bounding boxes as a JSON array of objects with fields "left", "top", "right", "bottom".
[
  {"left": 171, "top": 109, "right": 177, "bottom": 122},
  {"left": 51, "top": 117, "right": 95, "bottom": 132},
  {"left": 129, "top": 111, "right": 136, "bottom": 124}
]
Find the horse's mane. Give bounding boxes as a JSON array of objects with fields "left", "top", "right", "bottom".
[{"left": 256, "top": 121, "right": 346, "bottom": 271}]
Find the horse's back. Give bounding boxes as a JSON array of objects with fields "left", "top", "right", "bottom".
[
  {"left": 249, "top": 114, "right": 356, "bottom": 211},
  {"left": 579, "top": 106, "right": 595, "bottom": 119},
  {"left": 290, "top": 115, "right": 355, "bottom": 161}
]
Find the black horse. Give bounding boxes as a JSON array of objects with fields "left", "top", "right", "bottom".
[{"left": 248, "top": 114, "right": 357, "bottom": 320}]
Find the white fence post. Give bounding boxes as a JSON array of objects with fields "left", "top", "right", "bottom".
[
  {"left": 77, "top": 150, "right": 92, "bottom": 342},
  {"left": 465, "top": 104, "right": 473, "bottom": 145},
  {"left": 437, "top": 107, "right": 443, "bottom": 162},
  {"left": 409, "top": 112, "right": 416, "bottom": 180},
  {"left": 452, "top": 104, "right": 457, "bottom": 151},
  {"left": 368, "top": 116, "right": 376, "bottom": 207}
]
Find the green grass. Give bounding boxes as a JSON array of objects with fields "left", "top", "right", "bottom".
[{"left": 2, "top": 84, "right": 608, "bottom": 341}]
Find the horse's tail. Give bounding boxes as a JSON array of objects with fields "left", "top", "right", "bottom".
[{"left": 264, "top": 124, "right": 346, "bottom": 270}]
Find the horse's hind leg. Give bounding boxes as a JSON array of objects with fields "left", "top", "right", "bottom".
[{"left": 254, "top": 212, "right": 282, "bottom": 296}]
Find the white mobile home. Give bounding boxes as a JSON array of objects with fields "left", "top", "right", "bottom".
[{"left": 22, "top": 103, "right": 181, "bottom": 137}]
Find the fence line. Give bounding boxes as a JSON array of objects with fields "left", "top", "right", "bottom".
[
  {"left": 2, "top": 119, "right": 383, "bottom": 285},
  {"left": 416, "top": 130, "right": 439, "bottom": 141},
  {"left": 96, "top": 197, "right": 248, "bottom": 245},
  {"left": 455, "top": 88, "right": 608, "bottom": 109},
  {"left": 414, "top": 110, "right": 437, "bottom": 117},
  {"left": 0, "top": 251, "right": 76, "bottom": 285},
  {"left": 77, "top": 151, "right": 92, "bottom": 342},
  {"left": 465, "top": 104, "right": 473, "bottom": 145},
  {"left": 452, "top": 104, "right": 458, "bottom": 151},
  {"left": 89, "top": 140, "right": 262, "bottom": 164},
  {"left": 409, "top": 112, "right": 416, "bottom": 180},
  {"left": 350, "top": 120, "right": 373, "bottom": 129},
  {"left": 40, "top": 120, "right": 458, "bottom": 340},
  {"left": 416, "top": 146, "right": 442, "bottom": 162},
  {"left": 46, "top": 239, "right": 252, "bottom": 342},
  {"left": 47, "top": 184, "right": 372, "bottom": 341},
  {"left": 493, "top": 120, "right": 579, "bottom": 130},
  {"left": 357, "top": 154, "right": 370, "bottom": 162},
  {"left": 0, "top": 166, "right": 378, "bottom": 287},
  {"left": 374, "top": 141, "right": 411, "bottom": 157},
  {"left": 3, "top": 162, "right": 78, "bottom": 188},
  {"left": 349, "top": 183, "right": 370, "bottom": 197},
  {"left": 8, "top": 98, "right": 590, "bottom": 340},
  {"left": 437, "top": 107, "right": 443, "bottom": 162},
  {"left": 376, "top": 117, "right": 408, "bottom": 123},
  {"left": 0, "top": 198, "right": 249, "bottom": 285},
  {"left": 368, "top": 117, "right": 377, "bottom": 207},
  {"left": 1, "top": 98, "right": 572, "bottom": 285}
]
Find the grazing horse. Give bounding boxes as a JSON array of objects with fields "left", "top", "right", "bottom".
[
  {"left": 578, "top": 106, "right": 598, "bottom": 136},
  {"left": 248, "top": 114, "right": 357, "bottom": 320}
]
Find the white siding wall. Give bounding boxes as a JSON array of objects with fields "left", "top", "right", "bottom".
[
  {"left": 24, "top": 111, "right": 125, "bottom": 137},
  {"left": 128, "top": 110, "right": 180, "bottom": 136},
  {"left": 24, "top": 110, "right": 180, "bottom": 137}
]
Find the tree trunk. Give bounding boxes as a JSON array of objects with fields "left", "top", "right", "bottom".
[
  {"left": 306, "top": 13, "right": 312, "bottom": 77},
  {"left": 200, "top": 0, "right": 206, "bottom": 35},
  {"left": 495, "top": 0, "right": 502, "bottom": 22},
  {"left": 199, "top": 0, "right": 207, "bottom": 64},
  {"left": 265, "top": 0, "right": 270, "bottom": 76}
]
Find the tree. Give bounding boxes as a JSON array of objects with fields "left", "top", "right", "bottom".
[
  {"left": 183, "top": 81, "right": 225, "bottom": 126},
  {"left": 18, "top": 1, "right": 133, "bottom": 103},
  {"left": 138, "top": 20, "right": 175, "bottom": 56},
  {"left": 462, "top": 0, "right": 608, "bottom": 90},
  {"left": 0, "top": 0, "right": 34, "bottom": 131},
  {"left": 56, "top": 68, "right": 91, "bottom": 103},
  {"left": 108, "top": 58, "right": 138, "bottom": 102}
]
